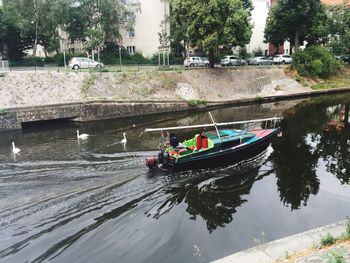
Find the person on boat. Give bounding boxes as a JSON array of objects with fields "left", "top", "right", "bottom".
[
  {"left": 169, "top": 133, "right": 179, "bottom": 148},
  {"left": 168, "top": 133, "right": 186, "bottom": 148}
]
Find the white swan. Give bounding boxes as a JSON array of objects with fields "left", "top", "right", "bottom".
[
  {"left": 121, "top": 132, "right": 127, "bottom": 144},
  {"left": 12, "top": 142, "right": 20, "bottom": 154},
  {"left": 77, "top": 130, "right": 89, "bottom": 140}
]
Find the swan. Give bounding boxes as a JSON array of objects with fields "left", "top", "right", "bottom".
[
  {"left": 121, "top": 132, "right": 127, "bottom": 144},
  {"left": 77, "top": 130, "right": 89, "bottom": 140},
  {"left": 12, "top": 142, "right": 20, "bottom": 154}
]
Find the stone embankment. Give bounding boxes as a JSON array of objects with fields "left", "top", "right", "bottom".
[{"left": 0, "top": 67, "right": 348, "bottom": 131}]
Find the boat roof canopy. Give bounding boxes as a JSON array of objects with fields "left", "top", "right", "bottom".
[{"left": 139, "top": 116, "right": 283, "bottom": 137}]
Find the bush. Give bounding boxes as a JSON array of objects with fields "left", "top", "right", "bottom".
[
  {"left": 292, "top": 46, "right": 342, "bottom": 79},
  {"left": 45, "top": 53, "right": 86, "bottom": 66},
  {"left": 320, "top": 233, "right": 336, "bottom": 247},
  {"left": 9, "top": 56, "right": 45, "bottom": 67}
]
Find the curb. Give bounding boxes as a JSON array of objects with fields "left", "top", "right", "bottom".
[{"left": 211, "top": 220, "right": 347, "bottom": 263}]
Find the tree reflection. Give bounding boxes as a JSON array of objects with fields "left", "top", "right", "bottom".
[
  {"left": 272, "top": 98, "right": 350, "bottom": 210},
  {"left": 317, "top": 103, "right": 350, "bottom": 184}
]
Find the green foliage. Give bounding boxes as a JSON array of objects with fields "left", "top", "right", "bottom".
[
  {"left": 320, "top": 233, "right": 337, "bottom": 247},
  {"left": 326, "top": 3, "right": 350, "bottom": 55},
  {"left": 84, "top": 29, "right": 105, "bottom": 54},
  {"left": 171, "top": 0, "right": 253, "bottom": 67},
  {"left": 188, "top": 100, "right": 207, "bottom": 107},
  {"left": 292, "top": 46, "right": 342, "bottom": 78},
  {"left": 346, "top": 217, "right": 350, "bottom": 238},
  {"left": 9, "top": 56, "right": 44, "bottom": 67},
  {"left": 322, "top": 248, "right": 346, "bottom": 263},
  {"left": 44, "top": 53, "right": 86, "bottom": 66},
  {"left": 3, "top": 0, "right": 68, "bottom": 56},
  {"left": 239, "top": 47, "right": 250, "bottom": 60},
  {"left": 252, "top": 46, "right": 263, "bottom": 57},
  {"left": 264, "top": 0, "right": 328, "bottom": 51},
  {"left": 66, "top": 0, "right": 140, "bottom": 46},
  {"left": 82, "top": 72, "right": 96, "bottom": 98}
]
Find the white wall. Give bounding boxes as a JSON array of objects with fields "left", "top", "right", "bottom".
[
  {"left": 247, "top": 0, "right": 270, "bottom": 55},
  {"left": 121, "top": 0, "right": 169, "bottom": 57}
]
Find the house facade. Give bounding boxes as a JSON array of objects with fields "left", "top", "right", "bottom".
[
  {"left": 120, "top": 0, "right": 170, "bottom": 57},
  {"left": 247, "top": 0, "right": 271, "bottom": 55}
]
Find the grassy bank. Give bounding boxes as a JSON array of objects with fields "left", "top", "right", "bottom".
[
  {"left": 276, "top": 218, "right": 350, "bottom": 262},
  {"left": 286, "top": 65, "right": 350, "bottom": 91}
]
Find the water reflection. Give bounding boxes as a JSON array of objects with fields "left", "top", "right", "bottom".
[
  {"left": 148, "top": 149, "right": 273, "bottom": 232},
  {"left": 1, "top": 96, "right": 350, "bottom": 263},
  {"left": 272, "top": 97, "right": 350, "bottom": 210}
]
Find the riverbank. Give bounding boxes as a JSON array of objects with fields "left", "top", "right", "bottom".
[
  {"left": 0, "top": 67, "right": 308, "bottom": 108},
  {"left": 1, "top": 67, "right": 350, "bottom": 131},
  {"left": 211, "top": 220, "right": 350, "bottom": 263}
]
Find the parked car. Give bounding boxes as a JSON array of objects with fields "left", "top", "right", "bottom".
[
  {"left": 335, "top": 54, "right": 350, "bottom": 64},
  {"left": 68, "top": 57, "right": 105, "bottom": 70},
  {"left": 220, "top": 56, "right": 246, "bottom": 66},
  {"left": 247, "top": 56, "right": 273, "bottom": 65},
  {"left": 183, "top": 57, "right": 209, "bottom": 67},
  {"left": 273, "top": 54, "right": 292, "bottom": 64}
]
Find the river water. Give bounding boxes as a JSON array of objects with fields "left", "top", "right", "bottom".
[{"left": 1, "top": 94, "right": 350, "bottom": 263}]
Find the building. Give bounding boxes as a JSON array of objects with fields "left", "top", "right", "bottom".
[
  {"left": 60, "top": 0, "right": 170, "bottom": 57},
  {"left": 246, "top": 0, "right": 271, "bottom": 56},
  {"left": 120, "top": 0, "right": 170, "bottom": 57}
]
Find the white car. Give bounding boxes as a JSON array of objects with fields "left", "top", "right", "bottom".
[
  {"left": 273, "top": 54, "right": 292, "bottom": 64},
  {"left": 220, "top": 56, "right": 246, "bottom": 66},
  {"left": 68, "top": 57, "right": 105, "bottom": 70},
  {"left": 183, "top": 57, "right": 209, "bottom": 67}
]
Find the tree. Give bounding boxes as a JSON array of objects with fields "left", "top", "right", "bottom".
[
  {"left": 66, "top": 0, "right": 140, "bottom": 48},
  {"left": 2, "top": 0, "right": 69, "bottom": 56},
  {"left": 171, "top": 0, "right": 253, "bottom": 68},
  {"left": 326, "top": 1, "right": 350, "bottom": 54},
  {"left": 264, "top": 0, "right": 328, "bottom": 53}
]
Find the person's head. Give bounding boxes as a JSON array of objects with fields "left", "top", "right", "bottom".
[{"left": 170, "top": 133, "right": 176, "bottom": 138}]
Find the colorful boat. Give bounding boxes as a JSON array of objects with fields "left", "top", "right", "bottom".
[{"left": 143, "top": 114, "right": 281, "bottom": 170}]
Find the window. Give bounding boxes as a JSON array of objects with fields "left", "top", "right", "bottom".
[
  {"left": 125, "top": 12, "right": 136, "bottom": 22},
  {"left": 126, "top": 30, "right": 135, "bottom": 38},
  {"left": 127, "top": 46, "right": 136, "bottom": 54}
]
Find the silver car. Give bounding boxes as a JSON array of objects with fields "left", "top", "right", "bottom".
[
  {"left": 68, "top": 57, "right": 104, "bottom": 70},
  {"left": 183, "top": 57, "right": 209, "bottom": 67},
  {"left": 248, "top": 56, "right": 273, "bottom": 65},
  {"left": 220, "top": 56, "right": 246, "bottom": 66}
]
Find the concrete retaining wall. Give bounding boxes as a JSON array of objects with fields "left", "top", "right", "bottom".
[
  {"left": 0, "top": 101, "right": 201, "bottom": 131},
  {"left": 1, "top": 88, "right": 350, "bottom": 132}
]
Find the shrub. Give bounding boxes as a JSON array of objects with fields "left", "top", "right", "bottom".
[
  {"left": 239, "top": 47, "right": 251, "bottom": 59},
  {"left": 9, "top": 56, "right": 45, "bottom": 67},
  {"left": 292, "top": 46, "right": 342, "bottom": 79},
  {"left": 320, "top": 233, "right": 336, "bottom": 247},
  {"left": 45, "top": 53, "right": 86, "bottom": 66}
]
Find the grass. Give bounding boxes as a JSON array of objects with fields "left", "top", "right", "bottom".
[
  {"left": 322, "top": 248, "right": 347, "bottom": 263},
  {"left": 284, "top": 65, "right": 350, "bottom": 90},
  {"left": 188, "top": 99, "right": 207, "bottom": 107},
  {"left": 320, "top": 233, "right": 337, "bottom": 247},
  {"left": 82, "top": 72, "right": 96, "bottom": 98},
  {"left": 275, "top": 218, "right": 350, "bottom": 263}
]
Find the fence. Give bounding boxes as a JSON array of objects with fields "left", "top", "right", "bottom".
[{"left": 4, "top": 60, "right": 184, "bottom": 73}]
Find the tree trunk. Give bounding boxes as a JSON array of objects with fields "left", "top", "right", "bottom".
[
  {"left": 294, "top": 29, "right": 299, "bottom": 53},
  {"left": 33, "top": 0, "right": 38, "bottom": 57},
  {"left": 209, "top": 48, "right": 215, "bottom": 68}
]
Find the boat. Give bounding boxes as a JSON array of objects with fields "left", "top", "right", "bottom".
[{"left": 142, "top": 113, "right": 282, "bottom": 170}]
